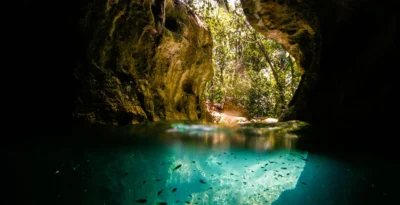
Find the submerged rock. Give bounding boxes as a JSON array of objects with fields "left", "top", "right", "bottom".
[{"left": 73, "top": 0, "right": 213, "bottom": 125}]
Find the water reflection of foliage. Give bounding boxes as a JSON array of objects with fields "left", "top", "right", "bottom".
[{"left": 155, "top": 121, "right": 309, "bottom": 151}]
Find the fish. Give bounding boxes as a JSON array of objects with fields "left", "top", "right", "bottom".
[
  {"left": 192, "top": 161, "right": 196, "bottom": 163},
  {"left": 301, "top": 182, "right": 307, "bottom": 185},
  {"left": 143, "top": 180, "right": 146, "bottom": 184},
  {"left": 156, "top": 179, "right": 161, "bottom": 182},
  {"left": 199, "top": 179, "right": 206, "bottom": 184},
  {"left": 209, "top": 187, "right": 213, "bottom": 189},
  {"left": 188, "top": 194, "right": 192, "bottom": 198},
  {"left": 281, "top": 167, "right": 287, "bottom": 170},
  {"left": 278, "top": 174, "right": 283, "bottom": 177},
  {"left": 173, "top": 164, "right": 182, "bottom": 171},
  {"left": 136, "top": 199, "right": 147, "bottom": 203},
  {"left": 217, "top": 162, "right": 222, "bottom": 165},
  {"left": 230, "top": 173, "right": 234, "bottom": 175},
  {"left": 157, "top": 203, "right": 167, "bottom": 205},
  {"left": 223, "top": 152, "right": 226, "bottom": 154},
  {"left": 185, "top": 201, "right": 191, "bottom": 204},
  {"left": 289, "top": 153, "right": 296, "bottom": 156},
  {"left": 157, "top": 190, "right": 163, "bottom": 195},
  {"left": 172, "top": 188, "right": 177, "bottom": 192},
  {"left": 301, "top": 158, "right": 309, "bottom": 161}
]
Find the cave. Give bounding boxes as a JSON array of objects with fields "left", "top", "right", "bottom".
[{"left": 15, "top": 0, "right": 399, "bottom": 204}]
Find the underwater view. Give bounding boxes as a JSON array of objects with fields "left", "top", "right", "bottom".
[{"left": 17, "top": 121, "right": 397, "bottom": 205}]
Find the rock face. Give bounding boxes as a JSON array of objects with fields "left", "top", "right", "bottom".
[
  {"left": 241, "top": 0, "right": 398, "bottom": 138},
  {"left": 73, "top": 0, "right": 213, "bottom": 125}
]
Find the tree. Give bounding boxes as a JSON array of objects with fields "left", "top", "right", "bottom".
[{"left": 187, "top": 0, "right": 302, "bottom": 119}]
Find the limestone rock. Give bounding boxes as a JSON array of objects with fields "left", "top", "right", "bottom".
[{"left": 73, "top": 0, "right": 213, "bottom": 125}]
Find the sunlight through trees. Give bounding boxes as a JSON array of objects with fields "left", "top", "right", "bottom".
[{"left": 186, "top": 0, "right": 302, "bottom": 119}]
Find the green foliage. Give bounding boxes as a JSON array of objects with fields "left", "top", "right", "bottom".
[{"left": 187, "top": 0, "right": 302, "bottom": 118}]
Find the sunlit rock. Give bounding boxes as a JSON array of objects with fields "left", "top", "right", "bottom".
[{"left": 73, "top": 0, "right": 213, "bottom": 125}]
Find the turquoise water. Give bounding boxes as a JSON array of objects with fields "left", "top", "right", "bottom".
[{"left": 17, "top": 121, "right": 397, "bottom": 205}]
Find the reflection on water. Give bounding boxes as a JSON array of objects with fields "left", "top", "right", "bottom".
[
  {"left": 105, "top": 120, "right": 308, "bottom": 152},
  {"left": 37, "top": 121, "right": 310, "bottom": 205}
]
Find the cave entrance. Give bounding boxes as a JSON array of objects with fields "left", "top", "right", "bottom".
[{"left": 186, "top": 0, "right": 302, "bottom": 123}]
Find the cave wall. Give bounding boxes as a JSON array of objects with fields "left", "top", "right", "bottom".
[
  {"left": 73, "top": 0, "right": 213, "bottom": 125},
  {"left": 241, "top": 0, "right": 398, "bottom": 136}
]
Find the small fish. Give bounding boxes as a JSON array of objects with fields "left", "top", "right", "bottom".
[
  {"left": 143, "top": 180, "right": 146, "bottom": 184},
  {"left": 157, "top": 190, "right": 163, "bottom": 195},
  {"left": 136, "top": 199, "right": 147, "bottom": 203},
  {"left": 261, "top": 166, "right": 265, "bottom": 169},
  {"left": 295, "top": 166, "right": 300, "bottom": 168},
  {"left": 173, "top": 164, "right": 182, "bottom": 171},
  {"left": 264, "top": 169, "right": 267, "bottom": 171},
  {"left": 289, "top": 153, "right": 295, "bottom": 156},
  {"left": 243, "top": 182, "right": 247, "bottom": 185},
  {"left": 156, "top": 179, "right": 161, "bottom": 182},
  {"left": 264, "top": 163, "right": 268, "bottom": 166},
  {"left": 217, "top": 162, "right": 222, "bottom": 165},
  {"left": 192, "top": 161, "right": 195, "bottom": 163},
  {"left": 278, "top": 174, "right": 283, "bottom": 177},
  {"left": 281, "top": 167, "right": 287, "bottom": 170},
  {"left": 301, "top": 182, "right": 307, "bottom": 185},
  {"left": 223, "top": 152, "right": 226, "bottom": 154},
  {"left": 244, "top": 158, "right": 247, "bottom": 160},
  {"left": 301, "top": 158, "right": 309, "bottom": 161},
  {"left": 157, "top": 203, "right": 167, "bottom": 205},
  {"left": 125, "top": 172, "right": 128, "bottom": 175},
  {"left": 209, "top": 187, "right": 213, "bottom": 189},
  {"left": 172, "top": 188, "right": 177, "bottom": 192},
  {"left": 188, "top": 194, "right": 192, "bottom": 198},
  {"left": 230, "top": 173, "right": 234, "bottom": 175},
  {"left": 185, "top": 201, "right": 191, "bottom": 204},
  {"left": 199, "top": 179, "right": 206, "bottom": 184}
]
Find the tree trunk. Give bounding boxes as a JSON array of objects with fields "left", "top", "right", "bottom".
[{"left": 288, "top": 56, "right": 296, "bottom": 93}]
